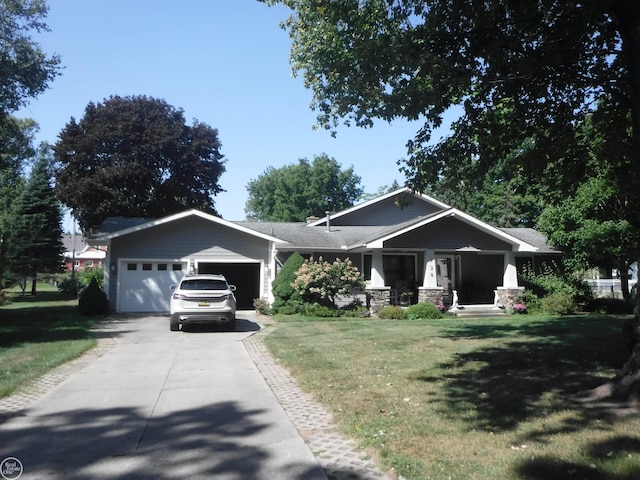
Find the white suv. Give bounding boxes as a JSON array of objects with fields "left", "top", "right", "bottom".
[{"left": 169, "top": 274, "right": 237, "bottom": 331}]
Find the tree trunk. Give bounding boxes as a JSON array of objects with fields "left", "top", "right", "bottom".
[
  {"left": 30, "top": 274, "right": 37, "bottom": 296},
  {"left": 619, "top": 260, "right": 630, "bottom": 301},
  {"left": 583, "top": 6, "right": 640, "bottom": 406}
]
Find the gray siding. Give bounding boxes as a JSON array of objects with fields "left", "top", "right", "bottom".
[
  {"left": 385, "top": 217, "right": 512, "bottom": 251},
  {"left": 112, "top": 217, "right": 269, "bottom": 260},
  {"left": 332, "top": 196, "right": 442, "bottom": 226},
  {"left": 109, "top": 217, "right": 270, "bottom": 307}
]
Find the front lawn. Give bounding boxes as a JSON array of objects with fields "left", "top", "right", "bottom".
[
  {"left": 0, "top": 284, "right": 97, "bottom": 398},
  {"left": 264, "top": 314, "right": 640, "bottom": 480}
]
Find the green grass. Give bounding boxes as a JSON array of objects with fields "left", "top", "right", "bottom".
[
  {"left": 0, "top": 284, "right": 98, "bottom": 398},
  {"left": 264, "top": 314, "right": 640, "bottom": 480}
]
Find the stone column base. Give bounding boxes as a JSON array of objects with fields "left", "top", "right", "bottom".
[
  {"left": 418, "top": 287, "right": 445, "bottom": 306},
  {"left": 366, "top": 287, "right": 391, "bottom": 316},
  {"left": 496, "top": 287, "right": 525, "bottom": 310}
]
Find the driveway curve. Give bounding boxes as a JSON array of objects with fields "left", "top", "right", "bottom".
[{"left": 0, "top": 312, "right": 326, "bottom": 480}]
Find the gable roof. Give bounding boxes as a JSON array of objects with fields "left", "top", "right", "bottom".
[
  {"left": 239, "top": 221, "right": 390, "bottom": 251},
  {"left": 501, "top": 228, "right": 560, "bottom": 254},
  {"left": 88, "top": 209, "right": 287, "bottom": 244},
  {"left": 305, "top": 187, "right": 450, "bottom": 227},
  {"left": 62, "top": 233, "right": 88, "bottom": 253},
  {"left": 88, "top": 196, "right": 559, "bottom": 254},
  {"left": 362, "top": 208, "right": 539, "bottom": 251}
]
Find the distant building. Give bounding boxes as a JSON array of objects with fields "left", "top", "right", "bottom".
[{"left": 62, "top": 234, "right": 106, "bottom": 271}]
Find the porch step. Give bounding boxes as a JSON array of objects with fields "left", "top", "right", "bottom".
[{"left": 452, "top": 304, "right": 508, "bottom": 319}]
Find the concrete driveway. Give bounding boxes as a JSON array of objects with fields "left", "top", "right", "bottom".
[{"left": 0, "top": 312, "right": 327, "bottom": 480}]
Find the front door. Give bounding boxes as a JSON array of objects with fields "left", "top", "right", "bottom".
[{"left": 436, "top": 255, "right": 456, "bottom": 304}]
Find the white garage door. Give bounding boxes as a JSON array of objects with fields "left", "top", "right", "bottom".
[{"left": 119, "top": 261, "right": 186, "bottom": 312}]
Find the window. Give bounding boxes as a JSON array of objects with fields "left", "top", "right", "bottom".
[
  {"left": 127, "top": 263, "right": 137, "bottom": 271},
  {"left": 180, "top": 279, "right": 228, "bottom": 291},
  {"left": 158, "top": 264, "right": 167, "bottom": 271},
  {"left": 85, "top": 260, "right": 93, "bottom": 268},
  {"left": 172, "top": 264, "right": 182, "bottom": 271},
  {"left": 142, "top": 264, "right": 152, "bottom": 271}
]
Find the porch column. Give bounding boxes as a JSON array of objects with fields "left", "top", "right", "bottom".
[
  {"left": 370, "top": 251, "right": 385, "bottom": 287},
  {"left": 497, "top": 250, "right": 524, "bottom": 310},
  {"left": 422, "top": 249, "right": 438, "bottom": 288},
  {"left": 419, "top": 249, "right": 445, "bottom": 306},
  {"left": 366, "top": 251, "right": 390, "bottom": 315},
  {"left": 503, "top": 250, "right": 519, "bottom": 288}
]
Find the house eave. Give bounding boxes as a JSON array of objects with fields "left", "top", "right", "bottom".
[
  {"left": 88, "top": 209, "right": 288, "bottom": 245},
  {"left": 363, "top": 208, "right": 539, "bottom": 251}
]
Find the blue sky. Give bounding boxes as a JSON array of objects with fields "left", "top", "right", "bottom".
[{"left": 18, "top": 0, "right": 432, "bottom": 224}]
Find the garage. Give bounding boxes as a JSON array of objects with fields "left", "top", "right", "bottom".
[
  {"left": 119, "top": 261, "right": 187, "bottom": 312},
  {"left": 197, "top": 262, "right": 261, "bottom": 310}
]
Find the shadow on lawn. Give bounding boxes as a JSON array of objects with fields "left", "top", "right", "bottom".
[
  {"left": 0, "top": 300, "right": 96, "bottom": 347},
  {"left": 414, "top": 316, "right": 640, "bottom": 478},
  {"left": 413, "top": 316, "right": 630, "bottom": 431}
]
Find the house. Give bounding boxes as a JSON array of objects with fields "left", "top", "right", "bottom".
[
  {"left": 86, "top": 188, "right": 561, "bottom": 314},
  {"left": 62, "top": 234, "right": 107, "bottom": 271}
]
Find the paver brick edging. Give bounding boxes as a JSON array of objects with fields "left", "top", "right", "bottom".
[{"left": 244, "top": 324, "right": 395, "bottom": 480}]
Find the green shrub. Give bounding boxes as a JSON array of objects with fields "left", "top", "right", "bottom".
[
  {"left": 57, "top": 275, "right": 79, "bottom": 298},
  {"left": 378, "top": 305, "right": 406, "bottom": 319},
  {"left": 57, "top": 268, "right": 105, "bottom": 299},
  {"left": 541, "top": 292, "right": 577, "bottom": 316},
  {"left": 406, "top": 302, "right": 443, "bottom": 319},
  {"left": 272, "top": 252, "right": 305, "bottom": 313},
  {"left": 276, "top": 303, "right": 304, "bottom": 315},
  {"left": 78, "top": 278, "right": 110, "bottom": 315},
  {"left": 518, "top": 290, "right": 542, "bottom": 313},
  {"left": 340, "top": 299, "right": 370, "bottom": 318},
  {"left": 586, "top": 297, "right": 634, "bottom": 315},
  {"left": 520, "top": 262, "right": 592, "bottom": 307},
  {"left": 304, "top": 303, "right": 339, "bottom": 317}
]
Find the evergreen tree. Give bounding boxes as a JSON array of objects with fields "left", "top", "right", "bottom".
[
  {"left": 0, "top": 116, "right": 37, "bottom": 283},
  {"left": 7, "top": 144, "right": 64, "bottom": 294}
]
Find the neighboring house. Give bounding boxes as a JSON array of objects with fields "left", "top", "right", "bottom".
[
  {"left": 86, "top": 188, "right": 561, "bottom": 314},
  {"left": 62, "top": 234, "right": 106, "bottom": 271}
]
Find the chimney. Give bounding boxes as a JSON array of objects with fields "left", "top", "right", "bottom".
[{"left": 326, "top": 211, "right": 331, "bottom": 232}]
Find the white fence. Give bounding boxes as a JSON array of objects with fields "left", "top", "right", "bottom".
[{"left": 585, "top": 279, "right": 637, "bottom": 299}]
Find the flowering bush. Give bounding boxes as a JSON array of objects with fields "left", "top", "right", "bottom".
[
  {"left": 512, "top": 303, "right": 527, "bottom": 314},
  {"left": 292, "top": 256, "right": 365, "bottom": 308}
]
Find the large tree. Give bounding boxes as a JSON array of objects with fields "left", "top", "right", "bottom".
[
  {"left": 264, "top": 1, "right": 639, "bottom": 193},
  {"left": 54, "top": 95, "right": 227, "bottom": 233},
  {"left": 263, "top": 0, "right": 640, "bottom": 399},
  {"left": 0, "top": 116, "right": 37, "bottom": 282},
  {"left": 245, "top": 154, "right": 363, "bottom": 221},
  {"left": 0, "top": 0, "right": 61, "bottom": 116},
  {"left": 6, "top": 143, "right": 64, "bottom": 295}
]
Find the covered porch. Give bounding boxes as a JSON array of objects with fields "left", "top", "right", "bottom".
[{"left": 364, "top": 249, "right": 523, "bottom": 314}]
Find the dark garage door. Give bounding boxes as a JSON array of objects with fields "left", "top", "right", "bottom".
[{"left": 197, "top": 263, "right": 260, "bottom": 309}]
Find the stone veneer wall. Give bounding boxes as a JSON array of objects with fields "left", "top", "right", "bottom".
[
  {"left": 366, "top": 287, "right": 390, "bottom": 316},
  {"left": 496, "top": 287, "right": 525, "bottom": 310},
  {"left": 418, "top": 287, "right": 445, "bottom": 305}
]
